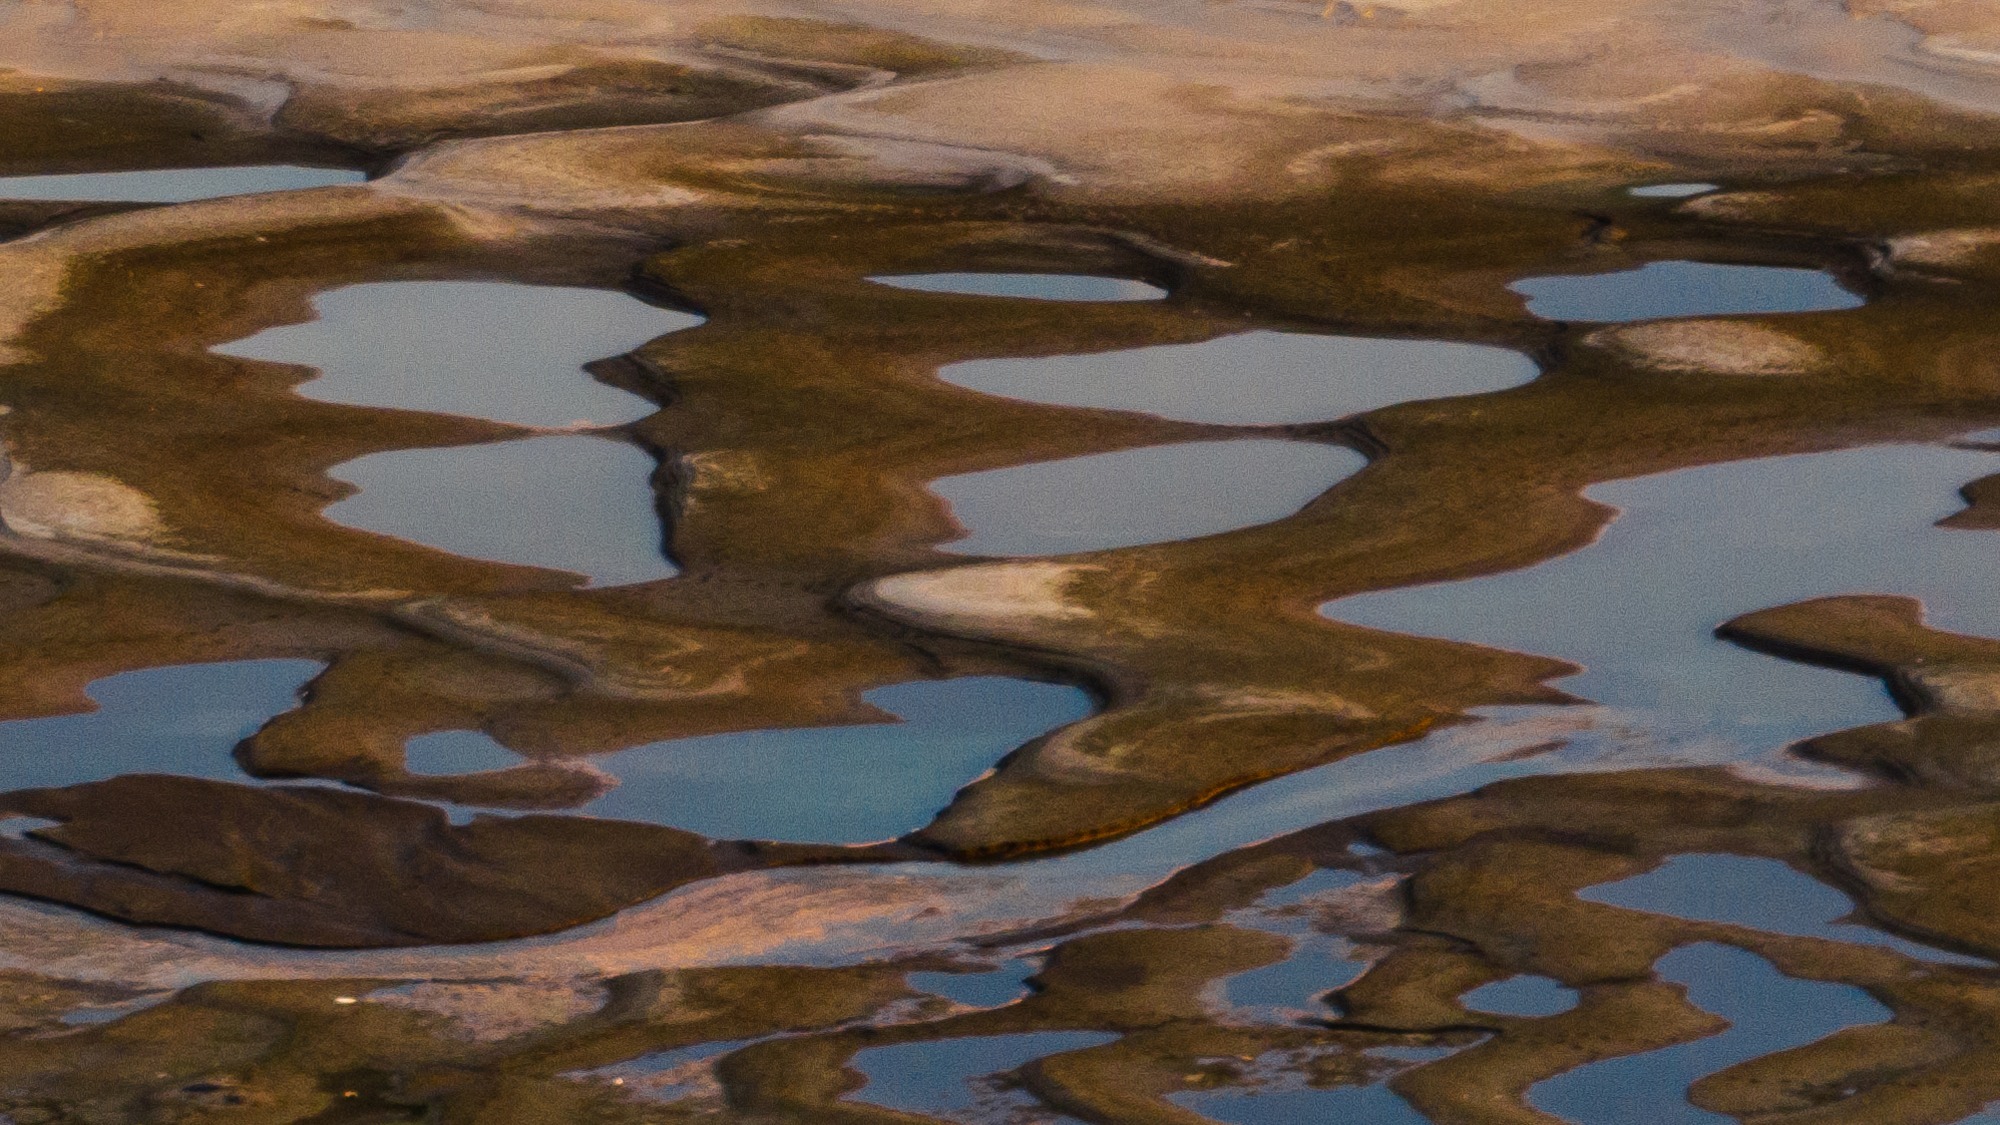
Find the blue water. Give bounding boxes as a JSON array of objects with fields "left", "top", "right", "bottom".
[
  {"left": 848, "top": 1031, "right": 1117, "bottom": 1117},
  {"left": 1581, "top": 853, "right": 1986, "bottom": 965},
  {"left": 1464, "top": 975, "right": 1578, "bottom": 1018},
  {"left": 1328, "top": 446, "right": 2000, "bottom": 763},
  {"left": 1224, "top": 937, "right": 1365, "bottom": 1020},
  {"left": 940, "top": 329, "right": 1537, "bottom": 426},
  {"left": 1510, "top": 261, "right": 1863, "bottom": 322},
  {"left": 1530, "top": 943, "right": 1890, "bottom": 1124},
  {"left": 910, "top": 959, "right": 1040, "bottom": 1008},
  {"left": 215, "top": 280, "right": 698, "bottom": 428},
  {"left": 935, "top": 438, "right": 1366, "bottom": 556},
  {"left": 325, "top": 434, "right": 675, "bottom": 587},
  {"left": 871, "top": 273, "right": 1165, "bottom": 301},
  {"left": 0, "top": 165, "right": 363, "bottom": 202},
  {"left": 406, "top": 676, "right": 1095, "bottom": 843},
  {"left": 0, "top": 660, "right": 320, "bottom": 792}
]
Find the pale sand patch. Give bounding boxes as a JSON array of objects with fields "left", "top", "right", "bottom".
[
  {"left": 864, "top": 561, "right": 1098, "bottom": 633},
  {"left": 1589, "top": 320, "right": 1827, "bottom": 376},
  {"left": 1900, "top": 666, "right": 2000, "bottom": 714},
  {"left": 0, "top": 468, "right": 163, "bottom": 542},
  {"left": 1890, "top": 226, "right": 2000, "bottom": 268},
  {"left": 363, "top": 978, "right": 609, "bottom": 1042}
]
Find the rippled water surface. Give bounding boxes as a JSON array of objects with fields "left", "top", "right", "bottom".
[
  {"left": 935, "top": 438, "right": 1366, "bottom": 555},
  {"left": 215, "top": 281, "right": 700, "bottom": 427},
  {"left": 0, "top": 165, "right": 363, "bottom": 201},
  {"left": 940, "top": 329, "right": 1537, "bottom": 424},
  {"left": 326, "top": 434, "right": 675, "bottom": 586},
  {"left": 1511, "top": 261, "right": 1863, "bottom": 322}
]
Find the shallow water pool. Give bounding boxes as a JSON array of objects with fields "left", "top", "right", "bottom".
[
  {"left": 325, "top": 434, "right": 675, "bottom": 586},
  {"left": 0, "top": 165, "right": 364, "bottom": 202},
  {"left": 405, "top": 676, "right": 1095, "bottom": 843},
  {"left": 216, "top": 281, "right": 700, "bottom": 428},
  {"left": 934, "top": 438, "right": 1365, "bottom": 556},
  {"left": 1511, "top": 261, "right": 1862, "bottom": 322},
  {"left": 940, "top": 329, "right": 1536, "bottom": 425},
  {"left": 871, "top": 272, "right": 1165, "bottom": 301}
]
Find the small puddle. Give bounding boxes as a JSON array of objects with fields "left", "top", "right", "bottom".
[
  {"left": 1326, "top": 445, "right": 2000, "bottom": 761},
  {"left": 1581, "top": 853, "right": 1985, "bottom": 964},
  {"left": 847, "top": 1030, "right": 1117, "bottom": 1119},
  {"left": 1629, "top": 183, "right": 1720, "bottom": 199},
  {"left": 871, "top": 273, "right": 1165, "bottom": 301},
  {"left": 934, "top": 439, "right": 1365, "bottom": 556},
  {"left": 1221, "top": 869, "right": 1373, "bottom": 1022},
  {"left": 910, "top": 958, "right": 1040, "bottom": 1009},
  {"left": 1463, "top": 975, "right": 1578, "bottom": 1018},
  {"left": 939, "top": 329, "right": 1537, "bottom": 425},
  {"left": 0, "top": 165, "right": 364, "bottom": 202},
  {"left": 573, "top": 1038, "right": 751, "bottom": 1103},
  {"left": 215, "top": 281, "right": 699, "bottom": 428},
  {"left": 1529, "top": 943, "right": 1890, "bottom": 1124},
  {"left": 1510, "top": 261, "right": 1863, "bottom": 322},
  {"left": 325, "top": 434, "right": 675, "bottom": 587},
  {"left": 405, "top": 676, "right": 1095, "bottom": 843},
  {"left": 0, "top": 660, "right": 320, "bottom": 793}
]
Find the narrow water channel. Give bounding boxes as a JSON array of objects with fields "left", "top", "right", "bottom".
[{"left": 0, "top": 165, "right": 364, "bottom": 202}]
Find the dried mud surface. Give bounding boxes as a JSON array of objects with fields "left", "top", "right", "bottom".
[{"left": 5, "top": 0, "right": 2000, "bottom": 1121}]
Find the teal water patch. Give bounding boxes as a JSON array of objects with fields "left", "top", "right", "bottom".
[
  {"left": 0, "top": 165, "right": 362, "bottom": 202},
  {"left": 848, "top": 1031, "right": 1117, "bottom": 1118},
  {"left": 939, "top": 329, "right": 1536, "bottom": 425},
  {"left": 1326, "top": 445, "right": 2000, "bottom": 762},
  {"left": 934, "top": 438, "right": 1365, "bottom": 556},
  {"left": 215, "top": 281, "right": 699, "bottom": 428},
  {"left": 871, "top": 273, "right": 1165, "bottom": 301},
  {"left": 1464, "top": 975, "right": 1578, "bottom": 1018},
  {"left": 0, "top": 660, "right": 320, "bottom": 793},
  {"left": 325, "top": 434, "right": 674, "bottom": 586},
  {"left": 1530, "top": 943, "right": 1890, "bottom": 1124},
  {"left": 406, "top": 676, "right": 1095, "bottom": 843},
  {"left": 1581, "top": 853, "right": 1986, "bottom": 964},
  {"left": 1511, "top": 261, "right": 1862, "bottom": 322}
]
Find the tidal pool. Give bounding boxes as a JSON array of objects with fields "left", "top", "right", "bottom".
[
  {"left": 1581, "top": 853, "right": 1985, "bottom": 964},
  {"left": 1223, "top": 936, "right": 1366, "bottom": 1021},
  {"left": 215, "top": 281, "right": 700, "bottom": 428},
  {"left": 939, "top": 329, "right": 1537, "bottom": 425},
  {"left": 1326, "top": 444, "right": 2000, "bottom": 761},
  {"left": 325, "top": 434, "right": 675, "bottom": 586},
  {"left": 0, "top": 660, "right": 320, "bottom": 793},
  {"left": 405, "top": 676, "right": 1095, "bottom": 843},
  {"left": 934, "top": 438, "right": 1366, "bottom": 556},
  {"left": 1629, "top": 183, "right": 1720, "bottom": 198},
  {"left": 847, "top": 1031, "right": 1116, "bottom": 1118},
  {"left": 871, "top": 273, "right": 1165, "bottom": 301},
  {"left": 1529, "top": 943, "right": 1890, "bottom": 1124},
  {"left": 1510, "top": 261, "right": 1863, "bottom": 322},
  {"left": 1463, "top": 975, "right": 1578, "bottom": 1018},
  {"left": 0, "top": 165, "right": 363, "bottom": 202}
]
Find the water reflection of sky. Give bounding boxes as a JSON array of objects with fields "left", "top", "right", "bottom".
[
  {"left": 1328, "top": 445, "right": 2000, "bottom": 759},
  {"left": 934, "top": 438, "right": 1365, "bottom": 556}
]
